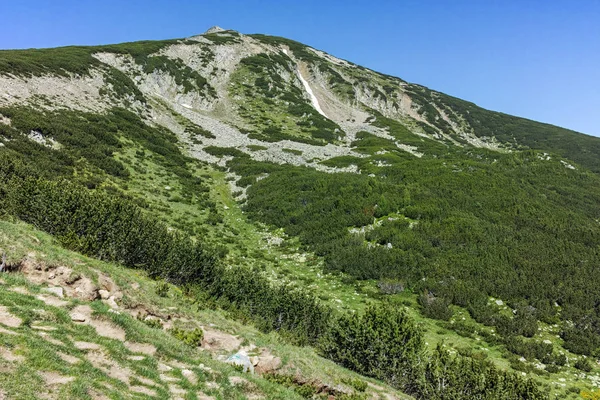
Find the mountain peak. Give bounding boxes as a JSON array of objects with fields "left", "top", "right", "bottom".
[{"left": 205, "top": 26, "right": 226, "bottom": 34}]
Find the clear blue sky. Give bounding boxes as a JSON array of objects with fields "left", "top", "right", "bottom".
[{"left": 1, "top": 0, "right": 599, "bottom": 136}]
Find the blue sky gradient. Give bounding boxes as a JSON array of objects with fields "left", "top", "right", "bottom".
[{"left": 1, "top": 0, "right": 599, "bottom": 136}]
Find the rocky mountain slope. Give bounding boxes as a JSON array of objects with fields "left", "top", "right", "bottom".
[
  {"left": 2, "top": 27, "right": 600, "bottom": 399},
  {"left": 1, "top": 27, "right": 598, "bottom": 173}
]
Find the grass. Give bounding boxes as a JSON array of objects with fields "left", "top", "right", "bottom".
[
  {"left": 98, "top": 133, "right": 600, "bottom": 398},
  {"left": 0, "top": 219, "right": 411, "bottom": 399},
  {"left": 3, "top": 31, "right": 600, "bottom": 399}
]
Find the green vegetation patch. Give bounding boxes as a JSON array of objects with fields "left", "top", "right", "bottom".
[
  {"left": 282, "top": 148, "right": 303, "bottom": 156},
  {"left": 203, "top": 31, "right": 242, "bottom": 45},
  {"left": 320, "top": 155, "right": 364, "bottom": 168},
  {"left": 0, "top": 39, "right": 180, "bottom": 78},
  {"left": 247, "top": 144, "right": 269, "bottom": 151},
  {"left": 248, "top": 34, "right": 321, "bottom": 63},
  {"left": 234, "top": 147, "right": 600, "bottom": 357},
  {"left": 430, "top": 88, "right": 600, "bottom": 173}
]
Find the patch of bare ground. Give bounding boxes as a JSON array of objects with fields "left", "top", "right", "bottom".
[
  {"left": 87, "top": 389, "right": 110, "bottom": 400},
  {"left": 36, "top": 294, "right": 68, "bottom": 307},
  {"left": 181, "top": 368, "right": 198, "bottom": 385},
  {"left": 201, "top": 327, "right": 242, "bottom": 352},
  {"left": 0, "top": 346, "right": 24, "bottom": 362},
  {"left": 130, "top": 386, "right": 157, "bottom": 396},
  {"left": 169, "top": 384, "right": 187, "bottom": 397},
  {"left": 38, "top": 332, "right": 64, "bottom": 346},
  {"left": 0, "top": 326, "right": 16, "bottom": 335},
  {"left": 57, "top": 352, "right": 80, "bottom": 365},
  {"left": 69, "top": 305, "right": 126, "bottom": 341},
  {"left": 40, "top": 371, "right": 75, "bottom": 385},
  {"left": 85, "top": 350, "right": 133, "bottom": 384},
  {"left": 124, "top": 341, "right": 156, "bottom": 355},
  {"left": 0, "top": 306, "right": 22, "bottom": 328},
  {"left": 73, "top": 341, "right": 101, "bottom": 351}
]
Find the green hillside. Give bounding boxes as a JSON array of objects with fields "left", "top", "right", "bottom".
[{"left": 1, "top": 29, "right": 600, "bottom": 399}]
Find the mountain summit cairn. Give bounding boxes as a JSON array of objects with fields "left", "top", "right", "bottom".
[{"left": 205, "top": 26, "right": 226, "bottom": 34}]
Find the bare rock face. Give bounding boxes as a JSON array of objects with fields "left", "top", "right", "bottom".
[
  {"left": 73, "top": 279, "right": 99, "bottom": 301},
  {"left": 205, "top": 26, "right": 226, "bottom": 34},
  {"left": 19, "top": 260, "right": 99, "bottom": 301},
  {"left": 255, "top": 355, "right": 282, "bottom": 374}
]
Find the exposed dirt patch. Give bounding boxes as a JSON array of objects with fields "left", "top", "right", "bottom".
[
  {"left": 40, "top": 287, "right": 64, "bottom": 298},
  {"left": 182, "top": 368, "right": 198, "bottom": 385},
  {"left": 38, "top": 332, "right": 64, "bottom": 346},
  {"left": 160, "top": 373, "right": 180, "bottom": 383},
  {"left": 8, "top": 287, "right": 28, "bottom": 295},
  {"left": 0, "top": 306, "right": 22, "bottom": 328},
  {"left": 85, "top": 350, "right": 133, "bottom": 384},
  {"left": 87, "top": 389, "right": 110, "bottom": 400},
  {"left": 169, "top": 384, "right": 187, "bottom": 396},
  {"left": 0, "top": 346, "right": 24, "bottom": 362},
  {"left": 73, "top": 341, "right": 101, "bottom": 351},
  {"left": 169, "top": 359, "right": 193, "bottom": 370},
  {"left": 57, "top": 352, "right": 80, "bottom": 365},
  {"left": 31, "top": 323, "right": 57, "bottom": 331},
  {"left": 91, "top": 319, "right": 126, "bottom": 341},
  {"left": 36, "top": 294, "right": 68, "bottom": 307},
  {"left": 202, "top": 327, "right": 242, "bottom": 352},
  {"left": 134, "top": 376, "right": 156, "bottom": 387},
  {"left": 41, "top": 371, "right": 75, "bottom": 385},
  {"left": 0, "top": 326, "right": 16, "bottom": 335},
  {"left": 69, "top": 304, "right": 93, "bottom": 322},
  {"left": 124, "top": 341, "right": 156, "bottom": 355},
  {"left": 158, "top": 363, "right": 172, "bottom": 372},
  {"left": 69, "top": 305, "right": 126, "bottom": 341},
  {"left": 130, "top": 386, "right": 157, "bottom": 396}
]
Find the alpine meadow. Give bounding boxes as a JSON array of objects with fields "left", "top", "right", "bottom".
[{"left": 0, "top": 26, "right": 599, "bottom": 399}]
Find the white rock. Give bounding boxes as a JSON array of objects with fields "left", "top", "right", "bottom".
[
  {"left": 42, "top": 286, "right": 64, "bottom": 298},
  {"left": 70, "top": 313, "right": 87, "bottom": 322}
]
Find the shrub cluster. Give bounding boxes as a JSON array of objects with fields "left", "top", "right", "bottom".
[
  {"left": 168, "top": 327, "right": 204, "bottom": 347},
  {"left": 0, "top": 158, "right": 545, "bottom": 398}
]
